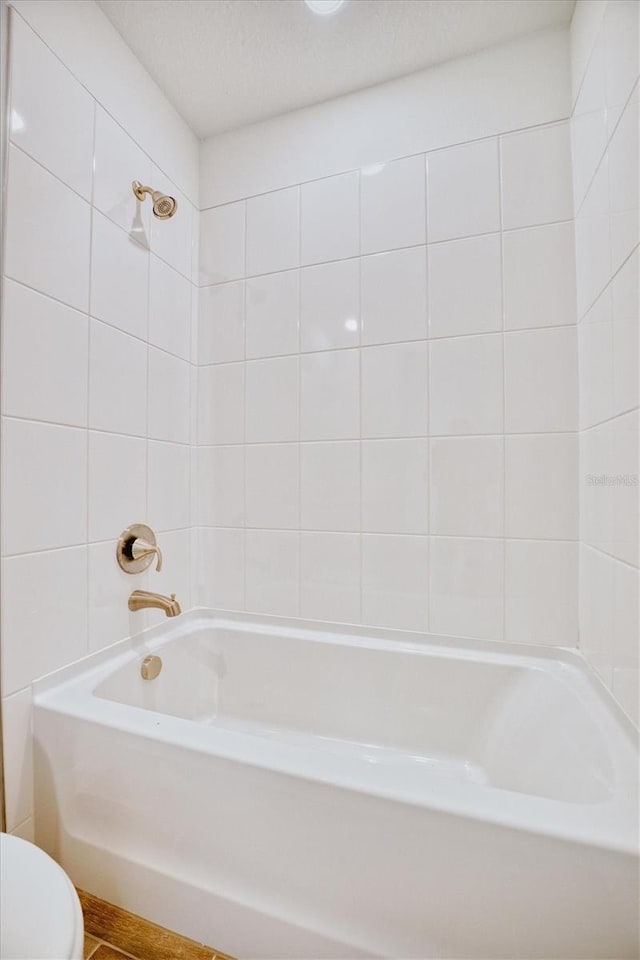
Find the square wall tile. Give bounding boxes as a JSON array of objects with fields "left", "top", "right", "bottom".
[
  {"left": 88, "top": 540, "right": 149, "bottom": 652},
  {"left": 506, "top": 540, "right": 578, "bottom": 646},
  {"left": 579, "top": 544, "right": 614, "bottom": 686},
  {"left": 198, "top": 446, "right": 244, "bottom": 527},
  {"left": 198, "top": 363, "right": 245, "bottom": 444},
  {"left": 575, "top": 157, "right": 611, "bottom": 320},
  {"left": 362, "top": 534, "right": 429, "bottom": 631},
  {"left": 503, "top": 222, "right": 576, "bottom": 330},
  {"left": 579, "top": 291, "right": 614, "bottom": 430},
  {"left": 6, "top": 146, "right": 90, "bottom": 312},
  {"left": 611, "top": 248, "right": 639, "bottom": 418},
  {"left": 608, "top": 91, "right": 639, "bottom": 274},
  {"left": 505, "top": 327, "right": 578, "bottom": 433},
  {"left": 148, "top": 348, "right": 191, "bottom": 443},
  {"left": 245, "top": 530, "right": 299, "bottom": 616},
  {"left": 245, "top": 444, "right": 299, "bottom": 529},
  {"left": 10, "top": 15, "right": 94, "bottom": 199},
  {"left": 246, "top": 269, "right": 299, "bottom": 359},
  {"left": 300, "top": 441, "right": 360, "bottom": 532},
  {"left": 607, "top": 410, "right": 640, "bottom": 567},
  {"left": 362, "top": 342, "right": 428, "bottom": 438},
  {"left": 571, "top": 106, "right": 608, "bottom": 214},
  {"left": 1, "top": 688, "right": 33, "bottom": 830},
  {"left": 603, "top": 0, "right": 640, "bottom": 125},
  {"left": 149, "top": 164, "right": 193, "bottom": 280},
  {"left": 580, "top": 421, "right": 614, "bottom": 555},
  {"left": 430, "top": 437, "right": 504, "bottom": 537},
  {"left": 199, "top": 201, "right": 245, "bottom": 284},
  {"left": 612, "top": 560, "right": 640, "bottom": 726},
  {"left": 2, "top": 419, "right": 87, "bottom": 555},
  {"left": 88, "top": 432, "right": 146, "bottom": 542},
  {"left": 149, "top": 256, "right": 191, "bottom": 360},
  {"left": 429, "top": 234, "right": 502, "bottom": 338},
  {"left": 361, "top": 246, "right": 427, "bottom": 345},
  {"left": 198, "top": 281, "right": 245, "bottom": 365},
  {"left": 300, "top": 350, "right": 359, "bottom": 441},
  {"left": 90, "top": 209, "right": 149, "bottom": 340},
  {"left": 430, "top": 334, "right": 503, "bottom": 436},
  {"left": 301, "top": 172, "right": 359, "bottom": 265},
  {"left": 501, "top": 123, "right": 573, "bottom": 230},
  {"left": 196, "top": 528, "right": 244, "bottom": 610},
  {"left": 427, "top": 138, "right": 500, "bottom": 242},
  {"left": 1, "top": 547, "right": 88, "bottom": 696},
  {"left": 300, "top": 532, "right": 361, "bottom": 623},
  {"left": 148, "top": 441, "right": 191, "bottom": 532},
  {"left": 362, "top": 439, "right": 428, "bottom": 534},
  {"left": 360, "top": 155, "right": 426, "bottom": 255},
  {"left": 300, "top": 259, "right": 360, "bottom": 352},
  {"left": 89, "top": 320, "right": 147, "bottom": 437},
  {"left": 430, "top": 538, "right": 504, "bottom": 641},
  {"left": 2, "top": 280, "right": 88, "bottom": 427},
  {"left": 93, "top": 106, "right": 152, "bottom": 236},
  {"left": 246, "top": 356, "right": 298, "bottom": 442},
  {"left": 246, "top": 186, "right": 300, "bottom": 277},
  {"left": 506, "top": 434, "right": 578, "bottom": 540}
]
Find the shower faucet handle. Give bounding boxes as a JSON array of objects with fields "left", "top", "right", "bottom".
[
  {"left": 131, "top": 539, "right": 163, "bottom": 572},
  {"left": 116, "top": 523, "right": 163, "bottom": 574}
]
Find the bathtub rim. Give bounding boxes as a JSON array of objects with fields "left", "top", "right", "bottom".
[{"left": 32, "top": 608, "right": 639, "bottom": 859}]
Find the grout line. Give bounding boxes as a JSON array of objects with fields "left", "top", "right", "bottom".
[
  {"left": 196, "top": 321, "right": 581, "bottom": 368},
  {"left": 8, "top": 6, "right": 197, "bottom": 206},
  {"left": 199, "top": 117, "right": 574, "bottom": 212},
  {"left": 498, "top": 131, "right": 507, "bottom": 642},
  {"left": 573, "top": 77, "right": 639, "bottom": 220},
  {"left": 241, "top": 200, "right": 248, "bottom": 611},
  {"left": 199, "top": 219, "right": 575, "bottom": 288},
  {"left": 576, "top": 241, "right": 640, "bottom": 325},
  {"left": 84, "top": 98, "right": 97, "bottom": 656},
  {"left": 357, "top": 165, "right": 364, "bottom": 623}
]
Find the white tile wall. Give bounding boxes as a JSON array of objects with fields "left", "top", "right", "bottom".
[
  {"left": 430, "top": 334, "right": 504, "bottom": 436},
  {"left": 1, "top": 10, "right": 198, "bottom": 829},
  {"left": 428, "top": 234, "right": 502, "bottom": 338},
  {"left": 572, "top": 0, "right": 639, "bottom": 725},
  {"left": 300, "top": 260, "right": 360, "bottom": 352},
  {"left": 430, "top": 537, "right": 504, "bottom": 640},
  {"left": 2, "top": 280, "right": 89, "bottom": 427},
  {"left": 361, "top": 247, "right": 427, "bottom": 345},
  {"left": 246, "top": 270, "right": 299, "bottom": 359},
  {"left": 300, "top": 532, "right": 360, "bottom": 623},
  {"left": 6, "top": 0, "right": 618, "bottom": 831},
  {"left": 501, "top": 122, "right": 574, "bottom": 229},
  {"left": 197, "top": 111, "right": 581, "bottom": 648},
  {"left": 427, "top": 139, "right": 500, "bottom": 241},
  {"left": 246, "top": 187, "right": 300, "bottom": 276},
  {"left": 301, "top": 172, "right": 359, "bottom": 266},
  {"left": 360, "top": 155, "right": 426, "bottom": 255},
  {"left": 10, "top": 14, "right": 95, "bottom": 200},
  {"left": 6, "top": 145, "right": 91, "bottom": 312}
]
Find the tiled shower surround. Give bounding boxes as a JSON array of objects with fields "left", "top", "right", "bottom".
[
  {"left": 572, "top": 1, "right": 639, "bottom": 721},
  {"left": 0, "top": 0, "right": 637, "bottom": 852},
  {"left": 1, "top": 3, "right": 199, "bottom": 836},
  {"left": 196, "top": 124, "right": 580, "bottom": 645}
]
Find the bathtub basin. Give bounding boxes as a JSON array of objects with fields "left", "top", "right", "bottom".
[{"left": 33, "top": 610, "right": 639, "bottom": 958}]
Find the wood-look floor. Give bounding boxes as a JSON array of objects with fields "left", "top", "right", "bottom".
[{"left": 79, "top": 889, "right": 235, "bottom": 960}]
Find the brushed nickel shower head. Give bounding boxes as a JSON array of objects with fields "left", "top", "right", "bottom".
[{"left": 132, "top": 180, "right": 178, "bottom": 219}]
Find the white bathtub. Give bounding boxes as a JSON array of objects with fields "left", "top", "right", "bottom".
[{"left": 33, "top": 610, "right": 639, "bottom": 959}]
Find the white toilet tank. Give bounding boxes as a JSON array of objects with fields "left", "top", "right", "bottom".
[{"left": 0, "top": 833, "right": 84, "bottom": 960}]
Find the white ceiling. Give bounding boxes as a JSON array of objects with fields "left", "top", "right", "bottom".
[{"left": 97, "top": 0, "right": 576, "bottom": 140}]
